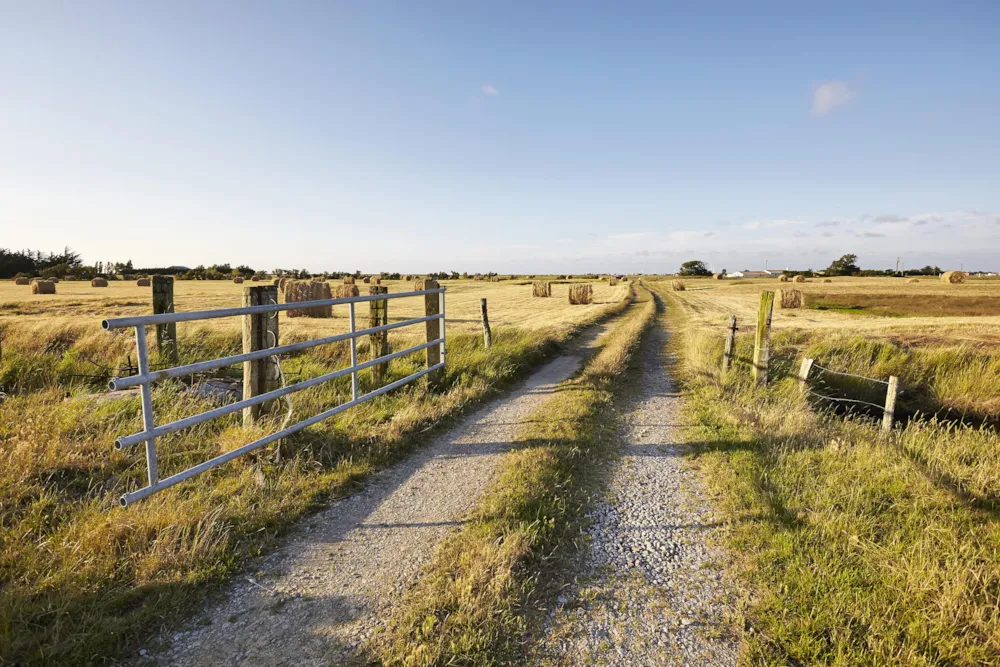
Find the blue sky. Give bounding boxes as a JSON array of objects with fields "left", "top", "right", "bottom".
[{"left": 1, "top": 1, "right": 998, "bottom": 273}]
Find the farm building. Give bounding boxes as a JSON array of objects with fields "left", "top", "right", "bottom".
[{"left": 726, "top": 269, "right": 781, "bottom": 278}]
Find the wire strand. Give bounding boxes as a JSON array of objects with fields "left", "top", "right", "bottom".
[
  {"left": 811, "top": 362, "right": 890, "bottom": 385},
  {"left": 805, "top": 388, "right": 886, "bottom": 410}
]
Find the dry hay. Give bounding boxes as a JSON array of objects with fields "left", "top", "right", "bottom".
[
  {"left": 335, "top": 284, "right": 360, "bottom": 298},
  {"left": 363, "top": 277, "right": 371, "bottom": 284},
  {"left": 712, "top": 273, "right": 723, "bottom": 280},
  {"left": 31, "top": 280, "right": 56, "bottom": 294},
  {"left": 778, "top": 289, "right": 802, "bottom": 309},
  {"left": 64, "top": 275, "right": 77, "bottom": 281},
  {"left": 941, "top": 271, "right": 967, "bottom": 284},
  {"left": 29, "top": 277, "right": 42, "bottom": 284},
  {"left": 793, "top": 275, "right": 806, "bottom": 283},
  {"left": 251, "top": 276, "right": 260, "bottom": 282},
  {"left": 532, "top": 280, "right": 552, "bottom": 297},
  {"left": 91, "top": 278, "right": 108, "bottom": 287},
  {"left": 568, "top": 283, "right": 593, "bottom": 305},
  {"left": 779, "top": 275, "right": 790, "bottom": 282},
  {"left": 136, "top": 278, "right": 152, "bottom": 287},
  {"left": 14, "top": 277, "right": 29, "bottom": 285},
  {"left": 823, "top": 279, "right": 833, "bottom": 283},
  {"left": 907, "top": 278, "right": 920, "bottom": 283},
  {"left": 608, "top": 278, "right": 619, "bottom": 286},
  {"left": 284, "top": 280, "right": 333, "bottom": 318},
  {"left": 671, "top": 280, "right": 685, "bottom": 291},
  {"left": 273, "top": 278, "right": 281, "bottom": 286},
  {"left": 343, "top": 277, "right": 356, "bottom": 285},
  {"left": 403, "top": 275, "right": 411, "bottom": 281},
  {"left": 233, "top": 276, "right": 245, "bottom": 284}
]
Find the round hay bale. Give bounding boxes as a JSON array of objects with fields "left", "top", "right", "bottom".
[
  {"left": 64, "top": 275, "right": 77, "bottom": 281},
  {"left": 363, "top": 277, "right": 371, "bottom": 284},
  {"left": 335, "top": 284, "right": 360, "bottom": 298},
  {"left": 233, "top": 276, "right": 245, "bottom": 284},
  {"left": 778, "top": 289, "right": 802, "bottom": 309},
  {"left": 793, "top": 275, "right": 806, "bottom": 283},
  {"left": 779, "top": 275, "right": 789, "bottom": 282},
  {"left": 32, "top": 280, "right": 56, "bottom": 294},
  {"left": 284, "top": 280, "right": 333, "bottom": 318},
  {"left": 712, "top": 273, "right": 723, "bottom": 280},
  {"left": 136, "top": 278, "right": 152, "bottom": 287},
  {"left": 941, "top": 271, "right": 967, "bottom": 284},
  {"left": 907, "top": 278, "right": 920, "bottom": 283},
  {"left": 343, "top": 277, "right": 355, "bottom": 285},
  {"left": 251, "top": 276, "right": 260, "bottom": 282},
  {"left": 823, "top": 279, "right": 832, "bottom": 283},
  {"left": 671, "top": 280, "right": 685, "bottom": 291},
  {"left": 272, "top": 278, "right": 281, "bottom": 286},
  {"left": 14, "top": 277, "right": 29, "bottom": 285},
  {"left": 91, "top": 277, "right": 108, "bottom": 287}
]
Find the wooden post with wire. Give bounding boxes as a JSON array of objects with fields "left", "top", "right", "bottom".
[
  {"left": 152, "top": 275, "right": 178, "bottom": 363},
  {"left": 798, "top": 357, "right": 815, "bottom": 394},
  {"left": 883, "top": 375, "right": 899, "bottom": 432},
  {"left": 722, "top": 315, "right": 737, "bottom": 372},
  {"left": 753, "top": 291, "right": 775, "bottom": 386},
  {"left": 369, "top": 285, "right": 389, "bottom": 386},
  {"left": 481, "top": 298, "right": 492, "bottom": 349},
  {"left": 242, "top": 285, "right": 279, "bottom": 426}
]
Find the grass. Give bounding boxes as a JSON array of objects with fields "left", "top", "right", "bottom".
[
  {"left": 805, "top": 293, "right": 1000, "bottom": 318},
  {"left": 0, "top": 284, "right": 633, "bottom": 665},
  {"left": 373, "top": 287, "right": 657, "bottom": 666},
  {"left": 654, "top": 281, "right": 1000, "bottom": 665}
]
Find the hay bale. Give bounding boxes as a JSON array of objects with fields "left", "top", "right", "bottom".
[
  {"left": 233, "top": 276, "right": 244, "bottom": 284},
  {"left": 64, "top": 275, "right": 77, "bottom": 281},
  {"left": 779, "top": 275, "right": 789, "bottom": 282},
  {"left": 136, "top": 278, "right": 152, "bottom": 287},
  {"left": 532, "top": 280, "right": 552, "bottom": 297},
  {"left": 823, "top": 279, "right": 832, "bottom": 283},
  {"left": 273, "top": 278, "right": 281, "bottom": 286},
  {"left": 91, "top": 278, "right": 108, "bottom": 287},
  {"left": 251, "top": 276, "right": 260, "bottom": 282},
  {"left": 568, "top": 283, "right": 593, "bottom": 305},
  {"left": 941, "top": 271, "right": 967, "bottom": 284},
  {"left": 793, "top": 275, "right": 806, "bottom": 283},
  {"left": 14, "top": 277, "right": 29, "bottom": 285},
  {"left": 712, "top": 273, "right": 723, "bottom": 280},
  {"left": 335, "top": 284, "right": 360, "bottom": 298},
  {"left": 363, "top": 277, "right": 371, "bottom": 284},
  {"left": 343, "top": 277, "right": 355, "bottom": 285},
  {"left": 778, "top": 289, "right": 802, "bottom": 309},
  {"left": 907, "top": 278, "right": 920, "bottom": 283},
  {"left": 671, "top": 280, "right": 685, "bottom": 291},
  {"left": 608, "top": 278, "right": 619, "bottom": 286},
  {"left": 284, "top": 280, "right": 333, "bottom": 318},
  {"left": 49, "top": 278, "right": 59, "bottom": 283},
  {"left": 32, "top": 280, "right": 56, "bottom": 294},
  {"left": 403, "top": 275, "right": 411, "bottom": 281}
]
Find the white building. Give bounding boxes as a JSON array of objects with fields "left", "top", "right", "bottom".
[{"left": 726, "top": 269, "right": 781, "bottom": 278}]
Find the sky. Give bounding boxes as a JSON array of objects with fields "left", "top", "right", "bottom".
[{"left": 1, "top": 1, "right": 998, "bottom": 274}]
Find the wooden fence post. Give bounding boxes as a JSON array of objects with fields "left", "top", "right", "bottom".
[
  {"left": 481, "top": 298, "right": 492, "bottom": 349},
  {"left": 753, "top": 291, "right": 774, "bottom": 386},
  {"left": 369, "top": 285, "right": 389, "bottom": 386},
  {"left": 152, "top": 275, "right": 178, "bottom": 363},
  {"left": 722, "top": 315, "right": 737, "bottom": 372},
  {"left": 415, "top": 278, "right": 442, "bottom": 386},
  {"left": 242, "top": 285, "right": 279, "bottom": 426},
  {"left": 883, "top": 375, "right": 899, "bottom": 432},
  {"left": 798, "top": 357, "right": 814, "bottom": 394}
]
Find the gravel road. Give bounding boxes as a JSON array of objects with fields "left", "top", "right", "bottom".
[
  {"left": 535, "top": 308, "right": 738, "bottom": 666},
  {"left": 137, "top": 320, "right": 616, "bottom": 666}
]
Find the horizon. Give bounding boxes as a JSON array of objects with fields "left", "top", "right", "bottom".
[{"left": 3, "top": 1, "right": 998, "bottom": 272}]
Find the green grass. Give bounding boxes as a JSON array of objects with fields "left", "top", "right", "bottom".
[
  {"left": 661, "top": 285, "right": 1000, "bottom": 665},
  {"left": 0, "top": 294, "right": 632, "bottom": 665},
  {"left": 373, "top": 288, "right": 657, "bottom": 666}
]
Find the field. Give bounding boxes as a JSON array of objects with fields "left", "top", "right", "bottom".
[
  {"left": 652, "top": 276, "right": 1000, "bottom": 665},
  {"left": 0, "top": 276, "right": 630, "bottom": 665}
]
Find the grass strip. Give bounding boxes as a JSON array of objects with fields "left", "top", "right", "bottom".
[{"left": 375, "top": 287, "right": 656, "bottom": 666}]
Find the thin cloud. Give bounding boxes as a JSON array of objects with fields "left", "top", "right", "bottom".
[
  {"left": 481, "top": 84, "right": 499, "bottom": 96},
  {"left": 811, "top": 80, "right": 857, "bottom": 116},
  {"left": 817, "top": 220, "right": 840, "bottom": 227},
  {"left": 875, "top": 214, "right": 907, "bottom": 223}
]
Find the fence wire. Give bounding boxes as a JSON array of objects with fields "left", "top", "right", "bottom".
[
  {"left": 804, "top": 388, "right": 886, "bottom": 411},
  {"left": 811, "top": 362, "right": 889, "bottom": 385}
]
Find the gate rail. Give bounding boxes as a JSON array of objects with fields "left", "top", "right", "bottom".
[{"left": 103, "top": 288, "right": 446, "bottom": 506}]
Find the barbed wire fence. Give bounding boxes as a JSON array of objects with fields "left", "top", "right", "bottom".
[{"left": 797, "top": 358, "right": 900, "bottom": 432}]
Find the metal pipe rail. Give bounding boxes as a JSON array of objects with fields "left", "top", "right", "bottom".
[{"left": 105, "top": 288, "right": 447, "bottom": 507}]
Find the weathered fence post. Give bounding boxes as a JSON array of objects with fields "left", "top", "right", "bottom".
[
  {"left": 369, "top": 285, "right": 389, "bottom": 386},
  {"left": 722, "top": 315, "right": 737, "bottom": 372},
  {"left": 415, "top": 278, "right": 442, "bottom": 386},
  {"left": 242, "top": 285, "right": 279, "bottom": 426},
  {"left": 152, "top": 275, "right": 178, "bottom": 363},
  {"left": 481, "top": 298, "right": 492, "bottom": 349},
  {"left": 798, "top": 357, "right": 815, "bottom": 394},
  {"left": 753, "top": 291, "right": 774, "bottom": 386},
  {"left": 883, "top": 375, "right": 899, "bottom": 432}
]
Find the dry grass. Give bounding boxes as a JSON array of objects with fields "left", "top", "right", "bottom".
[
  {"left": 568, "top": 283, "right": 593, "bottom": 305},
  {"left": 671, "top": 280, "right": 685, "bottom": 291},
  {"left": 806, "top": 293, "right": 1000, "bottom": 318}
]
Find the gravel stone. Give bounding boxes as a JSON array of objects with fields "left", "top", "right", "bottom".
[{"left": 535, "top": 311, "right": 739, "bottom": 666}]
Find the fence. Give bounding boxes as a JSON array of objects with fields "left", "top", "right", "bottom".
[
  {"left": 797, "top": 358, "right": 899, "bottom": 432},
  {"left": 102, "top": 286, "right": 446, "bottom": 507}
]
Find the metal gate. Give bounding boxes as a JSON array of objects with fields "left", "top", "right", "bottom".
[{"left": 102, "top": 287, "right": 446, "bottom": 506}]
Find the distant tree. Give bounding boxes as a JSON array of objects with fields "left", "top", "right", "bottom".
[
  {"left": 679, "top": 260, "right": 712, "bottom": 277},
  {"left": 826, "top": 254, "right": 860, "bottom": 276}
]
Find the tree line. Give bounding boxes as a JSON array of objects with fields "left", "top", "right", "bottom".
[{"left": 678, "top": 255, "right": 943, "bottom": 278}]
